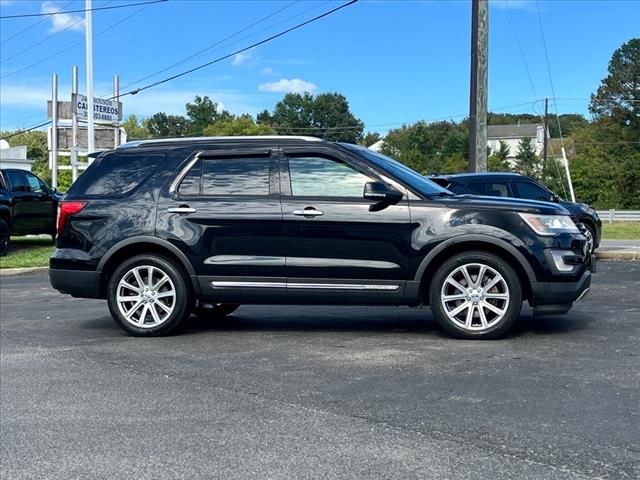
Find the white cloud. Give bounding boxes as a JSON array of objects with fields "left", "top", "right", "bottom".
[
  {"left": 260, "top": 67, "right": 275, "bottom": 75},
  {"left": 1, "top": 84, "right": 60, "bottom": 108},
  {"left": 41, "top": 1, "right": 85, "bottom": 33},
  {"left": 258, "top": 78, "right": 318, "bottom": 94},
  {"left": 231, "top": 50, "right": 253, "bottom": 66}
]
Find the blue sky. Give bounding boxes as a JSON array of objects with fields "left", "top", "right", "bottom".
[{"left": 0, "top": 0, "right": 638, "bottom": 134}]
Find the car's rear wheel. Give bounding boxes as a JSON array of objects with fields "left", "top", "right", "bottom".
[
  {"left": 429, "top": 251, "right": 522, "bottom": 339},
  {"left": 107, "top": 255, "right": 192, "bottom": 336},
  {"left": 0, "top": 219, "right": 9, "bottom": 257},
  {"left": 195, "top": 303, "right": 240, "bottom": 319}
]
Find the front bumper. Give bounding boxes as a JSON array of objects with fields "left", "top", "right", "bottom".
[
  {"left": 529, "top": 268, "right": 591, "bottom": 315},
  {"left": 49, "top": 267, "right": 103, "bottom": 299}
]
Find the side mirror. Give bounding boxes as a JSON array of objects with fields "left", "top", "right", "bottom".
[
  {"left": 363, "top": 182, "right": 403, "bottom": 205},
  {"left": 551, "top": 194, "right": 560, "bottom": 202}
]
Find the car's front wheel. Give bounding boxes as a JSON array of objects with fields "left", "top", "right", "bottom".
[
  {"left": 429, "top": 251, "right": 522, "bottom": 339},
  {"left": 107, "top": 255, "right": 192, "bottom": 336}
]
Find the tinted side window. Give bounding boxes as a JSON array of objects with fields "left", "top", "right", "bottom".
[
  {"left": 69, "top": 153, "right": 163, "bottom": 196},
  {"left": 484, "top": 182, "right": 510, "bottom": 197},
  {"left": 288, "top": 156, "right": 374, "bottom": 198},
  {"left": 25, "top": 173, "right": 46, "bottom": 193},
  {"left": 178, "top": 160, "right": 201, "bottom": 196},
  {"left": 514, "top": 181, "right": 551, "bottom": 201},
  {"left": 466, "top": 182, "right": 486, "bottom": 195},
  {"left": 178, "top": 157, "right": 271, "bottom": 196},
  {"left": 6, "top": 171, "right": 29, "bottom": 192},
  {"left": 203, "top": 158, "right": 270, "bottom": 196}
]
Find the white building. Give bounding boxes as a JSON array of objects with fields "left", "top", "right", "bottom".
[
  {"left": 0, "top": 140, "right": 34, "bottom": 171},
  {"left": 487, "top": 123, "right": 546, "bottom": 163}
]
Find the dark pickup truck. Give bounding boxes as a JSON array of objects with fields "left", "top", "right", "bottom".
[{"left": 0, "top": 168, "right": 61, "bottom": 256}]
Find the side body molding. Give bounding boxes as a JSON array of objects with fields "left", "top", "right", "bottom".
[{"left": 413, "top": 234, "right": 538, "bottom": 286}]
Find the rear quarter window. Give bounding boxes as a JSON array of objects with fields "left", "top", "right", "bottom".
[{"left": 68, "top": 152, "right": 164, "bottom": 196}]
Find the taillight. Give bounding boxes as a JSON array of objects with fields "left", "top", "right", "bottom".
[{"left": 56, "top": 201, "right": 87, "bottom": 234}]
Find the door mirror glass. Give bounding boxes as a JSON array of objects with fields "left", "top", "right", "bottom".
[{"left": 363, "top": 182, "right": 403, "bottom": 204}]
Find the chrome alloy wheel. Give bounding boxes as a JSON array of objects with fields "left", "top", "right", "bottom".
[
  {"left": 116, "top": 265, "right": 176, "bottom": 329},
  {"left": 583, "top": 226, "right": 595, "bottom": 254},
  {"left": 440, "top": 263, "right": 510, "bottom": 332}
]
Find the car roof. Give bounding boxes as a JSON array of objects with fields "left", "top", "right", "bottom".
[
  {"left": 432, "top": 172, "right": 524, "bottom": 180},
  {"left": 117, "top": 135, "right": 326, "bottom": 150}
]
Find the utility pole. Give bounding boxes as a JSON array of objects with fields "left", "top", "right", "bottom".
[
  {"left": 71, "top": 65, "right": 79, "bottom": 182},
  {"left": 85, "top": 0, "right": 95, "bottom": 159},
  {"left": 51, "top": 73, "right": 58, "bottom": 189},
  {"left": 543, "top": 97, "right": 548, "bottom": 163},
  {"left": 469, "top": 0, "right": 488, "bottom": 172},
  {"left": 113, "top": 74, "right": 120, "bottom": 148}
]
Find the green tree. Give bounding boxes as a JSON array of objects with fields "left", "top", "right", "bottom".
[
  {"left": 380, "top": 120, "right": 469, "bottom": 174},
  {"left": 514, "top": 138, "right": 539, "bottom": 178},
  {"left": 2, "top": 130, "right": 49, "bottom": 182},
  {"left": 122, "top": 114, "right": 149, "bottom": 140},
  {"left": 185, "top": 96, "right": 229, "bottom": 136},
  {"left": 358, "top": 132, "right": 381, "bottom": 147},
  {"left": 203, "top": 115, "right": 275, "bottom": 136},
  {"left": 589, "top": 38, "right": 640, "bottom": 142},
  {"left": 146, "top": 112, "right": 190, "bottom": 138},
  {"left": 488, "top": 140, "right": 511, "bottom": 171},
  {"left": 270, "top": 92, "right": 364, "bottom": 143},
  {"left": 256, "top": 109, "right": 272, "bottom": 126}
]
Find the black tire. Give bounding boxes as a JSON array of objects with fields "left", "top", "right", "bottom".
[
  {"left": 195, "top": 303, "right": 240, "bottom": 319},
  {"left": 0, "top": 219, "right": 9, "bottom": 257},
  {"left": 107, "top": 254, "right": 193, "bottom": 337},
  {"left": 429, "top": 251, "right": 522, "bottom": 339}
]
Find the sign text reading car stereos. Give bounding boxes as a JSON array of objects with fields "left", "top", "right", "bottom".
[{"left": 72, "top": 94, "right": 122, "bottom": 123}]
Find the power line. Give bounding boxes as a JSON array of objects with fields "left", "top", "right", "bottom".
[
  {"left": 1, "top": 2, "right": 151, "bottom": 80},
  {"left": 0, "top": 0, "right": 109, "bottom": 64},
  {"left": 110, "top": 0, "right": 359, "bottom": 99},
  {"left": 0, "top": 121, "right": 52, "bottom": 140},
  {"left": 535, "top": 0, "right": 566, "bottom": 150},
  {"left": 113, "top": 0, "right": 305, "bottom": 95},
  {"left": 0, "top": 0, "right": 74, "bottom": 46},
  {"left": 0, "top": 0, "right": 168, "bottom": 19},
  {"left": 506, "top": 0, "right": 538, "bottom": 101}
]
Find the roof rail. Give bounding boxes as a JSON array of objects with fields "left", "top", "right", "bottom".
[{"left": 117, "top": 135, "right": 324, "bottom": 149}]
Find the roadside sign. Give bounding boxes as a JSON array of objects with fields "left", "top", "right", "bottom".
[
  {"left": 73, "top": 94, "right": 122, "bottom": 123},
  {"left": 48, "top": 96, "right": 123, "bottom": 124}
]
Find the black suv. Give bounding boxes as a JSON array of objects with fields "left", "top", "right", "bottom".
[
  {"left": 430, "top": 172, "right": 602, "bottom": 252},
  {"left": 0, "top": 168, "right": 61, "bottom": 256},
  {"left": 50, "top": 137, "right": 593, "bottom": 339}
]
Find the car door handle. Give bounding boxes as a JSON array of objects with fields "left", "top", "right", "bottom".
[
  {"left": 168, "top": 206, "right": 197, "bottom": 214},
  {"left": 293, "top": 208, "right": 324, "bottom": 217}
]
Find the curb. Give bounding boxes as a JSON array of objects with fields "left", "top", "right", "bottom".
[
  {"left": 0, "top": 266, "right": 49, "bottom": 277},
  {"left": 596, "top": 248, "right": 640, "bottom": 261}
]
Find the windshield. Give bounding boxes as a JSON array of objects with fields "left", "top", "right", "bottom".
[{"left": 341, "top": 143, "right": 453, "bottom": 197}]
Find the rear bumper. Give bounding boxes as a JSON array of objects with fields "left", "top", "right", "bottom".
[
  {"left": 49, "top": 267, "right": 103, "bottom": 299},
  {"left": 530, "top": 269, "right": 591, "bottom": 313}
]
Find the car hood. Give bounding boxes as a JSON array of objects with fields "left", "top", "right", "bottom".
[
  {"left": 558, "top": 200, "right": 593, "bottom": 215},
  {"left": 443, "top": 194, "right": 570, "bottom": 215}
]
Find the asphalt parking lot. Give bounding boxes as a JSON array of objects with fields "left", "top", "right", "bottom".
[{"left": 1, "top": 261, "right": 638, "bottom": 480}]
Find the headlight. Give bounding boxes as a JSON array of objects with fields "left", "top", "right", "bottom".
[{"left": 518, "top": 213, "right": 580, "bottom": 236}]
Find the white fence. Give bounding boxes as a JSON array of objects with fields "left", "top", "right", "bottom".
[{"left": 597, "top": 210, "right": 640, "bottom": 223}]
